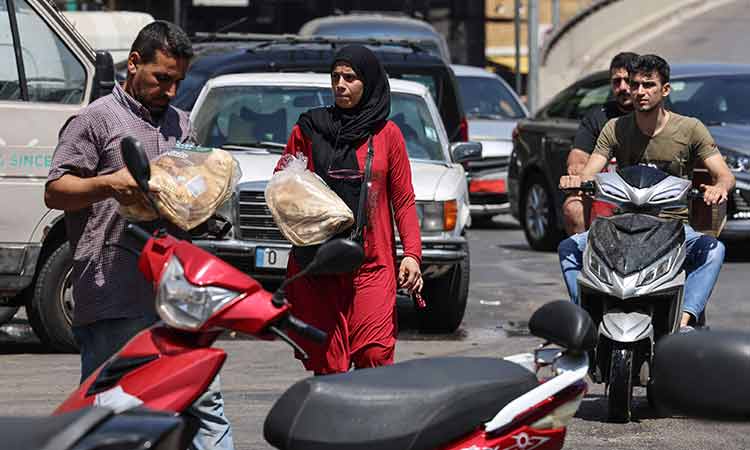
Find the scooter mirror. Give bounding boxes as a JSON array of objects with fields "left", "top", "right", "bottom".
[
  {"left": 652, "top": 330, "right": 750, "bottom": 420},
  {"left": 307, "top": 239, "right": 364, "bottom": 275},
  {"left": 121, "top": 136, "right": 151, "bottom": 193}
]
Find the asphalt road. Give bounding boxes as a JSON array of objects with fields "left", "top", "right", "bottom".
[
  {"left": 1, "top": 216, "right": 749, "bottom": 449},
  {"left": 635, "top": 0, "right": 750, "bottom": 63}
]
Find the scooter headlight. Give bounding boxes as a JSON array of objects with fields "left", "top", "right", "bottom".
[
  {"left": 637, "top": 247, "right": 679, "bottom": 287},
  {"left": 587, "top": 250, "right": 611, "bottom": 285},
  {"left": 156, "top": 256, "right": 240, "bottom": 330}
]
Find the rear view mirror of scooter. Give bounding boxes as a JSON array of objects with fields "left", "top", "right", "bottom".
[
  {"left": 120, "top": 136, "right": 166, "bottom": 240},
  {"left": 651, "top": 330, "right": 750, "bottom": 420},
  {"left": 272, "top": 239, "right": 364, "bottom": 308},
  {"left": 121, "top": 136, "right": 151, "bottom": 193},
  {"left": 307, "top": 239, "right": 364, "bottom": 275}
]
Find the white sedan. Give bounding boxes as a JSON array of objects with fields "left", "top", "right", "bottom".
[{"left": 189, "top": 73, "right": 481, "bottom": 332}]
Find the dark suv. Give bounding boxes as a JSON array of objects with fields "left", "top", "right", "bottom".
[
  {"left": 508, "top": 63, "right": 750, "bottom": 251},
  {"left": 175, "top": 36, "right": 468, "bottom": 142}
]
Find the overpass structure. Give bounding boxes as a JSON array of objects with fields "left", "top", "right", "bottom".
[{"left": 537, "top": 0, "right": 735, "bottom": 110}]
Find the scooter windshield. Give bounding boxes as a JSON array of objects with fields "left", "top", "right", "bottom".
[{"left": 590, "top": 213, "right": 685, "bottom": 276}]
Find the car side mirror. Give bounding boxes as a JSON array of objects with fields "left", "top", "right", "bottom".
[
  {"left": 92, "top": 51, "right": 116, "bottom": 101},
  {"left": 652, "top": 330, "right": 750, "bottom": 420},
  {"left": 450, "top": 141, "right": 482, "bottom": 164},
  {"left": 121, "top": 136, "right": 151, "bottom": 193},
  {"left": 307, "top": 239, "right": 364, "bottom": 275}
]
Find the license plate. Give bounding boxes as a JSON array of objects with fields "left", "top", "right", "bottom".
[{"left": 255, "top": 247, "right": 289, "bottom": 269}]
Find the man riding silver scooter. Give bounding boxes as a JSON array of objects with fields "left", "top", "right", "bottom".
[{"left": 557, "top": 54, "right": 735, "bottom": 422}]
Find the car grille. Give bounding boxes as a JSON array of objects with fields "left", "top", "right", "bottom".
[
  {"left": 731, "top": 189, "right": 750, "bottom": 219},
  {"left": 465, "top": 156, "right": 510, "bottom": 175},
  {"left": 238, "top": 191, "right": 287, "bottom": 242}
]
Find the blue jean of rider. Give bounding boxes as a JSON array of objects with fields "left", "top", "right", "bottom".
[
  {"left": 73, "top": 315, "right": 234, "bottom": 450},
  {"left": 558, "top": 224, "right": 725, "bottom": 320}
]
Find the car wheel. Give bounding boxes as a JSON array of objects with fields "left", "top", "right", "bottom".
[
  {"left": 27, "top": 242, "right": 78, "bottom": 353},
  {"left": 418, "top": 247, "right": 470, "bottom": 333},
  {"left": 522, "top": 174, "right": 564, "bottom": 251},
  {"left": 0, "top": 305, "right": 19, "bottom": 325}
]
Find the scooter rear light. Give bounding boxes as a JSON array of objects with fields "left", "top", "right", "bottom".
[
  {"left": 489, "top": 381, "right": 587, "bottom": 437},
  {"left": 156, "top": 255, "right": 241, "bottom": 330},
  {"left": 530, "top": 392, "right": 585, "bottom": 430}
]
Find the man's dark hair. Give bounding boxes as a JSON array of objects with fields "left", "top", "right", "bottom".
[
  {"left": 130, "top": 21, "right": 193, "bottom": 64},
  {"left": 609, "top": 52, "right": 639, "bottom": 74},
  {"left": 627, "top": 54, "right": 670, "bottom": 84}
]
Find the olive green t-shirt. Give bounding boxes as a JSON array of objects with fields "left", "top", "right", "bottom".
[{"left": 592, "top": 112, "right": 719, "bottom": 220}]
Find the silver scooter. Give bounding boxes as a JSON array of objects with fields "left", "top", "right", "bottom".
[{"left": 566, "top": 164, "right": 703, "bottom": 422}]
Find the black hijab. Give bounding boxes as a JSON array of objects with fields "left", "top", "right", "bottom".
[{"left": 296, "top": 45, "right": 391, "bottom": 217}]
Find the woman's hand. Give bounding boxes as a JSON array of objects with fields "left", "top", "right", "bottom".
[{"left": 398, "top": 256, "right": 423, "bottom": 294}]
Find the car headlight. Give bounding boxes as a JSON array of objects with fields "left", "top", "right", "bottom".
[
  {"left": 156, "top": 256, "right": 240, "bottom": 330},
  {"left": 637, "top": 247, "right": 679, "bottom": 287},
  {"left": 722, "top": 148, "right": 750, "bottom": 173},
  {"left": 587, "top": 249, "right": 611, "bottom": 285},
  {"left": 416, "top": 200, "right": 457, "bottom": 231}
]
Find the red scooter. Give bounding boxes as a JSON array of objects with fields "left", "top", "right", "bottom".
[{"left": 57, "top": 137, "right": 596, "bottom": 450}]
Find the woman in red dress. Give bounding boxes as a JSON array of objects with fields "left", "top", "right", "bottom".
[{"left": 277, "top": 45, "right": 422, "bottom": 374}]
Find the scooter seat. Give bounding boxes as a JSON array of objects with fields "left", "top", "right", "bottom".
[
  {"left": 1, "top": 407, "right": 112, "bottom": 450},
  {"left": 264, "top": 357, "right": 538, "bottom": 450}
]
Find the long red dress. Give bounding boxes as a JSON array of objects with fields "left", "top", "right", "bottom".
[{"left": 276, "top": 121, "right": 422, "bottom": 373}]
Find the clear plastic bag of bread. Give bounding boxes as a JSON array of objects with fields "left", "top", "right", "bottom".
[
  {"left": 120, "top": 143, "right": 242, "bottom": 231},
  {"left": 265, "top": 153, "right": 354, "bottom": 246}
]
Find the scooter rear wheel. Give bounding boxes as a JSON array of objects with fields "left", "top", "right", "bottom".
[{"left": 608, "top": 345, "right": 634, "bottom": 423}]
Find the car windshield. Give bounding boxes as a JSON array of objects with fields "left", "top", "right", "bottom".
[
  {"left": 192, "top": 85, "right": 446, "bottom": 161},
  {"left": 668, "top": 74, "right": 750, "bottom": 125},
  {"left": 457, "top": 75, "right": 526, "bottom": 119}
]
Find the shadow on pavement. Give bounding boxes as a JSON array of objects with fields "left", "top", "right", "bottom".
[
  {"left": 469, "top": 216, "right": 521, "bottom": 231},
  {"left": 575, "top": 392, "right": 667, "bottom": 423},
  {"left": 0, "top": 341, "right": 54, "bottom": 355},
  {"left": 724, "top": 239, "right": 750, "bottom": 263}
]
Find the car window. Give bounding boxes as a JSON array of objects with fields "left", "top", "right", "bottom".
[
  {"left": 545, "top": 78, "right": 609, "bottom": 119},
  {"left": 669, "top": 75, "right": 750, "bottom": 125},
  {"left": 13, "top": 0, "right": 85, "bottom": 104},
  {"left": 456, "top": 75, "right": 525, "bottom": 119},
  {"left": 192, "top": 85, "right": 446, "bottom": 161},
  {"left": 0, "top": 0, "right": 21, "bottom": 100},
  {"left": 192, "top": 86, "right": 332, "bottom": 148},
  {"left": 391, "top": 93, "right": 445, "bottom": 161},
  {"left": 391, "top": 72, "right": 438, "bottom": 104}
]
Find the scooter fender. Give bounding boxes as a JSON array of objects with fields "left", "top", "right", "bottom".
[{"left": 599, "top": 311, "right": 653, "bottom": 343}]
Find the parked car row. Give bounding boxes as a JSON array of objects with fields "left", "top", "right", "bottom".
[
  {"left": 509, "top": 63, "right": 750, "bottom": 250},
  {"left": 171, "top": 26, "right": 526, "bottom": 333},
  {"left": 0, "top": 1, "right": 528, "bottom": 349}
]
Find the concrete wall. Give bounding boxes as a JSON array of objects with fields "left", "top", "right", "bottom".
[{"left": 537, "top": 0, "right": 726, "bottom": 110}]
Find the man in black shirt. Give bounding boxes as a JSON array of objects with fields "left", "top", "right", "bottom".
[{"left": 562, "top": 52, "right": 639, "bottom": 234}]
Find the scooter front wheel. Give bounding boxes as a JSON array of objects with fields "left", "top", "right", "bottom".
[{"left": 607, "top": 345, "right": 633, "bottom": 422}]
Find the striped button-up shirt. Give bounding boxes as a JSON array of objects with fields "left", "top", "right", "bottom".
[{"left": 47, "top": 83, "right": 193, "bottom": 326}]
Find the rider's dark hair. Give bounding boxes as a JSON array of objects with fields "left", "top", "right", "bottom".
[
  {"left": 609, "top": 52, "right": 638, "bottom": 75},
  {"left": 627, "top": 54, "right": 670, "bottom": 84},
  {"left": 130, "top": 21, "right": 193, "bottom": 64}
]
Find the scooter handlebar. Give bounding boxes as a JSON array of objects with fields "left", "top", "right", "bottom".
[
  {"left": 126, "top": 223, "right": 153, "bottom": 244},
  {"left": 284, "top": 315, "right": 328, "bottom": 343},
  {"left": 688, "top": 188, "right": 705, "bottom": 200},
  {"left": 560, "top": 180, "right": 596, "bottom": 194}
]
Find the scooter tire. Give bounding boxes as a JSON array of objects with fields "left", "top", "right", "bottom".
[{"left": 608, "top": 346, "right": 634, "bottom": 423}]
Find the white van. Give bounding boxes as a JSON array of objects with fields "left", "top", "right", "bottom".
[
  {"left": 62, "top": 11, "right": 154, "bottom": 64},
  {"left": 0, "top": 0, "right": 114, "bottom": 351}
]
